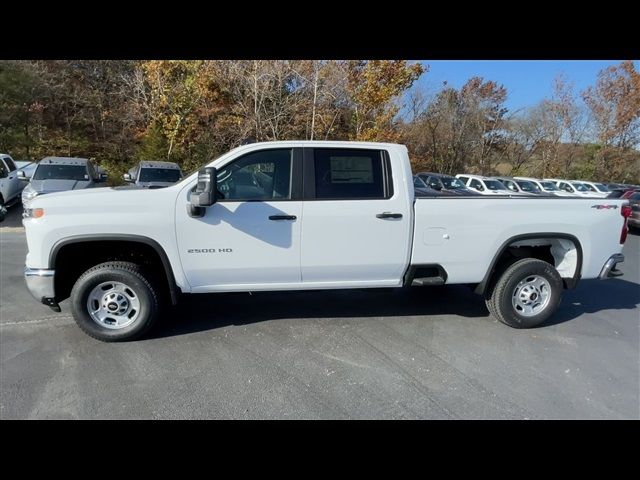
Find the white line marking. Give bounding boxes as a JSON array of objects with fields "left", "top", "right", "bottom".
[{"left": 0, "top": 316, "right": 73, "bottom": 326}]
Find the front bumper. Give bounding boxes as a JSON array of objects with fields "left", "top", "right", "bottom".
[
  {"left": 599, "top": 254, "right": 624, "bottom": 279},
  {"left": 24, "top": 267, "right": 60, "bottom": 311}
]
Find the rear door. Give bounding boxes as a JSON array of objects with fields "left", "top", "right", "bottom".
[
  {"left": 300, "top": 147, "right": 411, "bottom": 286},
  {"left": 1, "top": 156, "right": 19, "bottom": 200}
]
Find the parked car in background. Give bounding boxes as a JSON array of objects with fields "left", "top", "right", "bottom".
[
  {"left": 415, "top": 172, "right": 479, "bottom": 195},
  {"left": 124, "top": 161, "right": 183, "bottom": 189},
  {"left": 413, "top": 175, "right": 457, "bottom": 196},
  {"left": 513, "top": 177, "right": 575, "bottom": 197},
  {"left": 627, "top": 192, "right": 640, "bottom": 230},
  {"left": 0, "top": 153, "right": 34, "bottom": 207},
  {"left": 493, "top": 176, "right": 543, "bottom": 195},
  {"left": 575, "top": 180, "right": 610, "bottom": 197},
  {"left": 456, "top": 174, "right": 513, "bottom": 195},
  {"left": 620, "top": 189, "right": 640, "bottom": 199},
  {"left": 21, "top": 157, "right": 107, "bottom": 209},
  {"left": 544, "top": 179, "right": 603, "bottom": 198},
  {"left": 0, "top": 198, "right": 6, "bottom": 222}
]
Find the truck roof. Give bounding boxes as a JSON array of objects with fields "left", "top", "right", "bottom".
[
  {"left": 457, "top": 174, "right": 495, "bottom": 180},
  {"left": 240, "top": 140, "right": 403, "bottom": 148},
  {"left": 39, "top": 156, "right": 89, "bottom": 166},
  {"left": 139, "top": 161, "right": 181, "bottom": 170}
]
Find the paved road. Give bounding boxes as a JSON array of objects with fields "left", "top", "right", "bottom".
[{"left": 1, "top": 224, "right": 638, "bottom": 419}]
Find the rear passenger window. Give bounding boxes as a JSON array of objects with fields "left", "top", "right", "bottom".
[
  {"left": 3, "top": 157, "right": 16, "bottom": 172},
  {"left": 470, "top": 179, "right": 483, "bottom": 190},
  {"left": 313, "top": 149, "right": 388, "bottom": 199}
]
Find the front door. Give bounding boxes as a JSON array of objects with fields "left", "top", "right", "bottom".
[{"left": 176, "top": 148, "right": 303, "bottom": 291}]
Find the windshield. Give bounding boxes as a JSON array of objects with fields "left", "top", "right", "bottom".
[
  {"left": 540, "top": 181, "right": 559, "bottom": 191},
  {"left": 593, "top": 183, "right": 610, "bottom": 192},
  {"left": 442, "top": 177, "right": 465, "bottom": 189},
  {"left": 571, "top": 182, "right": 589, "bottom": 192},
  {"left": 139, "top": 168, "right": 182, "bottom": 183},
  {"left": 516, "top": 180, "right": 540, "bottom": 192},
  {"left": 33, "top": 164, "right": 87, "bottom": 181},
  {"left": 484, "top": 180, "right": 507, "bottom": 191}
]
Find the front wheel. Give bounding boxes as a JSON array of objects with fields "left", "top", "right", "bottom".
[
  {"left": 70, "top": 261, "right": 159, "bottom": 341},
  {"left": 486, "top": 258, "right": 563, "bottom": 328}
]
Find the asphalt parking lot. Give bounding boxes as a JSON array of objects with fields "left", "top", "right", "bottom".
[{"left": 1, "top": 207, "right": 638, "bottom": 419}]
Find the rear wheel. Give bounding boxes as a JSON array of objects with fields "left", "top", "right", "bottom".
[
  {"left": 486, "top": 258, "right": 563, "bottom": 328},
  {"left": 70, "top": 261, "right": 159, "bottom": 341}
]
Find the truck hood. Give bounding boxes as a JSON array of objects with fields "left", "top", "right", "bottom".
[{"left": 30, "top": 179, "right": 91, "bottom": 194}]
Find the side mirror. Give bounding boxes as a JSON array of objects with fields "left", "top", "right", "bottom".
[
  {"left": 477, "top": 185, "right": 485, "bottom": 191},
  {"left": 430, "top": 183, "right": 442, "bottom": 191},
  {"left": 188, "top": 167, "right": 217, "bottom": 218},
  {"left": 17, "top": 170, "right": 27, "bottom": 180},
  {"left": 99, "top": 173, "right": 108, "bottom": 182},
  {"left": 123, "top": 173, "right": 133, "bottom": 182}
]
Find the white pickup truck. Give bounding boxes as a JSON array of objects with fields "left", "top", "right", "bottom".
[{"left": 22, "top": 141, "right": 630, "bottom": 341}]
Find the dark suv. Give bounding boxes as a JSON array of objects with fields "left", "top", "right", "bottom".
[{"left": 415, "top": 172, "right": 479, "bottom": 195}]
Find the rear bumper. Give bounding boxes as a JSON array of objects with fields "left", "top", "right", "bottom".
[
  {"left": 599, "top": 254, "right": 624, "bottom": 279},
  {"left": 24, "top": 267, "right": 60, "bottom": 311}
]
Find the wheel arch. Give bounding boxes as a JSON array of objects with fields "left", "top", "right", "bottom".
[
  {"left": 50, "top": 234, "right": 179, "bottom": 305},
  {"left": 474, "top": 232, "right": 583, "bottom": 295}
]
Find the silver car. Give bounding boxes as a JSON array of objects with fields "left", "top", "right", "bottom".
[{"left": 21, "top": 157, "right": 107, "bottom": 208}]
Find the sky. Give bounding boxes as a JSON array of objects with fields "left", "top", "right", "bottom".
[{"left": 413, "top": 60, "right": 639, "bottom": 113}]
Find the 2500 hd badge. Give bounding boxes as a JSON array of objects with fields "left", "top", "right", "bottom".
[{"left": 187, "top": 248, "right": 233, "bottom": 253}]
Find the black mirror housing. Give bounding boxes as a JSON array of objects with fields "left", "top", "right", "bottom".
[{"left": 188, "top": 167, "right": 217, "bottom": 217}]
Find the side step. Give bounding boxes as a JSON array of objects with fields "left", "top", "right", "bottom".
[
  {"left": 411, "top": 276, "right": 446, "bottom": 286},
  {"left": 404, "top": 264, "right": 448, "bottom": 287}
]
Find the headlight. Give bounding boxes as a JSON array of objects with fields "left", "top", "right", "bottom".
[{"left": 22, "top": 187, "right": 39, "bottom": 202}]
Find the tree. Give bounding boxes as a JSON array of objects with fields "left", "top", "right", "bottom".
[
  {"left": 347, "top": 60, "right": 424, "bottom": 141},
  {"left": 582, "top": 60, "right": 640, "bottom": 178}
]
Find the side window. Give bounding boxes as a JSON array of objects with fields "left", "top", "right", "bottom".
[
  {"left": 470, "top": 179, "right": 483, "bottom": 190},
  {"left": 505, "top": 181, "right": 518, "bottom": 192},
  {"left": 458, "top": 176, "right": 469, "bottom": 184},
  {"left": 427, "top": 177, "right": 441, "bottom": 189},
  {"left": 0, "top": 160, "right": 7, "bottom": 178},
  {"left": 313, "top": 148, "right": 387, "bottom": 200},
  {"left": 561, "top": 182, "right": 573, "bottom": 192},
  {"left": 584, "top": 184, "right": 596, "bottom": 192},
  {"left": 3, "top": 156, "right": 16, "bottom": 172},
  {"left": 217, "top": 149, "right": 292, "bottom": 201},
  {"left": 86, "top": 162, "right": 96, "bottom": 179}
]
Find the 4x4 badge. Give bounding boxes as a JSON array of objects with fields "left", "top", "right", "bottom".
[{"left": 591, "top": 205, "right": 618, "bottom": 209}]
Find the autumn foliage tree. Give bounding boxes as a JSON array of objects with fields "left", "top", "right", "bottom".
[{"left": 1, "top": 59, "right": 638, "bottom": 184}]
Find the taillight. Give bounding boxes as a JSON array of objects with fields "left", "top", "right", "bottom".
[{"left": 620, "top": 204, "right": 631, "bottom": 244}]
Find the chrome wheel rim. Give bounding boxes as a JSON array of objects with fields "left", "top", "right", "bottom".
[
  {"left": 87, "top": 281, "right": 141, "bottom": 329},
  {"left": 511, "top": 275, "right": 551, "bottom": 317}
]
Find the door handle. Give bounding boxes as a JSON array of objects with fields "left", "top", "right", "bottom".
[
  {"left": 376, "top": 212, "right": 403, "bottom": 219},
  {"left": 269, "top": 215, "right": 297, "bottom": 221}
]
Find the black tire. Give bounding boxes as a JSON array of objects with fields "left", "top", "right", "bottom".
[
  {"left": 70, "top": 261, "right": 159, "bottom": 342},
  {"left": 487, "top": 258, "right": 563, "bottom": 329}
]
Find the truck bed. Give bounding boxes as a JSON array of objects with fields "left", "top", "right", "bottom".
[{"left": 412, "top": 196, "right": 627, "bottom": 284}]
